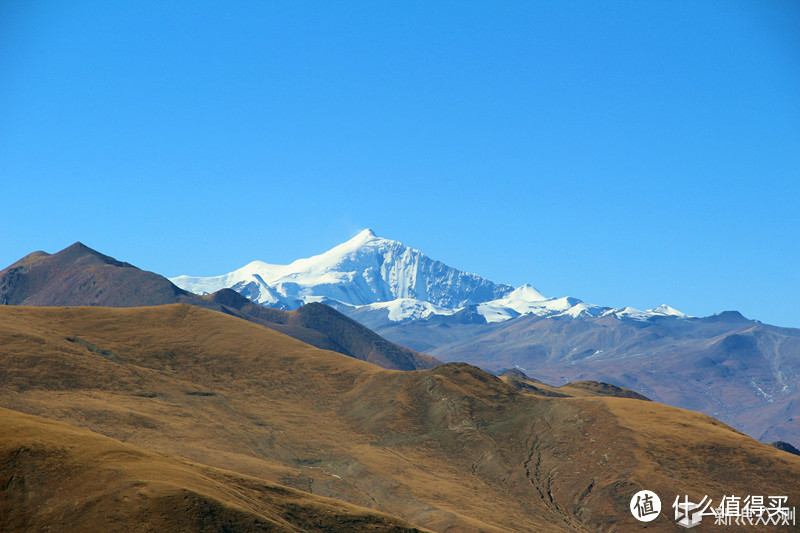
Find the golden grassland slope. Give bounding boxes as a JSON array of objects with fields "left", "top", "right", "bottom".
[
  {"left": 1, "top": 305, "right": 799, "bottom": 532},
  {"left": 0, "top": 243, "right": 438, "bottom": 371},
  {"left": 0, "top": 407, "right": 429, "bottom": 532}
]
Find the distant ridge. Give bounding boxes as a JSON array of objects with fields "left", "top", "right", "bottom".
[
  {"left": 771, "top": 441, "right": 800, "bottom": 456},
  {"left": 0, "top": 242, "right": 439, "bottom": 371}
]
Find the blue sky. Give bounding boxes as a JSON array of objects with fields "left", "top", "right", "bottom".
[{"left": 2, "top": 1, "right": 799, "bottom": 326}]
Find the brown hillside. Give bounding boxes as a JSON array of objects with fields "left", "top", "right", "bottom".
[
  {"left": 0, "top": 243, "right": 439, "bottom": 370},
  {"left": 1, "top": 305, "right": 798, "bottom": 532},
  {"left": 0, "top": 407, "right": 428, "bottom": 532}
]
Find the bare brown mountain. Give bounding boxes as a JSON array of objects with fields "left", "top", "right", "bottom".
[
  {"left": 0, "top": 243, "right": 438, "bottom": 371},
  {"left": 0, "top": 242, "right": 195, "bottom": 307},
  {"left": 1, "top": 304, "right": 798, "bottom": 532}
]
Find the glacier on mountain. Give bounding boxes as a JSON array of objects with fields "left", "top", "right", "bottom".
[{"left": 170, "top": 229, "right": 689, "bottom": 324}]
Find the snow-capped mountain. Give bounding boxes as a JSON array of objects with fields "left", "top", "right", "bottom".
[
  {"left": 474, "top": 286, "right": 688, "bottom": 323},
  {"left": 170, "top": 229, "right": 688, "bottom": 324},
  {"left": 171, "top": 229, "right": 513, "bottom": 312}
]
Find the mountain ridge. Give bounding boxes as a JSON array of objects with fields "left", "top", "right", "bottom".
[
  {"left": 0, "top": 241, "right": 438, "bottom": 371},
  {"left": 173, "top": 229, "right": 515, "bottom": 313},
  {"left": 170, "top": 229, "right": 691, "bottom": 324},
  {"left": 5, "top": 237, "right": 798, "bottom": 447}
]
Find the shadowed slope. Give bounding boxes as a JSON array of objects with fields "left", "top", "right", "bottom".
[
  {"left": 205, "top": 289, "right": 438, "bottom": 370},
  {"left": 0, "top": 243, "right": 439, "bottom": 370},
  {"left": 771, "top": 441, "right": 800, "bottom": 456},
  {"left": 0, "top": 407, "right": 428, "bottom": 533},
  {"left": 1, "top": 305, "right": 798, "bottom": 532}
]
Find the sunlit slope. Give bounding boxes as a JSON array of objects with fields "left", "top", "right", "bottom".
[
  {"left": 1, "top": 305, "right": 798, "bottom": 532},
  {"left": 0, "top": 407, "right": 429, "bottom": 532}
]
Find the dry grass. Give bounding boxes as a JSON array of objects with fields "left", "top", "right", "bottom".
[
  {"left": 1, "top": 304, "right": 798, "bottom": 532},
  {"left": 0, "top": 407, "right": 430, "bottom": 532}
]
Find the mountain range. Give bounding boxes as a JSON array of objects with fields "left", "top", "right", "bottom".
[
  {"left": 171, "top": 229, "right": 688, "bottom": 323},
  {"left": 2, "top": 303, "right": 798, "bottom": 531},
  {"left": 170, "top": 230, "right": 800, "bottom": 446}
]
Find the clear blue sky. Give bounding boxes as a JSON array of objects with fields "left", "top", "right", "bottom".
[{"left": 2, "top": 1, "right": 799, "bottom": 326}]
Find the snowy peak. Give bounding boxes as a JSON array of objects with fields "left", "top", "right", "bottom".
[
  {"left": 351, "top": 228, "right": 377, "bottom": 241},
  {"left": 506, "top": 284, "right": 547, "bottom": 302},
  {"left": 170, "top": 229, "right": 689, "bottom": 324},
  {"left": 171, "top": 230, "right": 513, "bottom": 311},
  {"left": 310, "top": 228, "right": 381, "bottom": 264},
  {"left": 649, "top": 304, "right": 690, "bottom": 318}
]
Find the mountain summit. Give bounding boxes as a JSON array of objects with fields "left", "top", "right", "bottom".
[
  {"left": 0, "top": 241, "right": 190, "bottom": 307},
  {"left": 171, "top": 229, "right": 514, "bottom": 314},
  {"left": 170, "top": 229, "right": 686, "bottom": 324}
]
